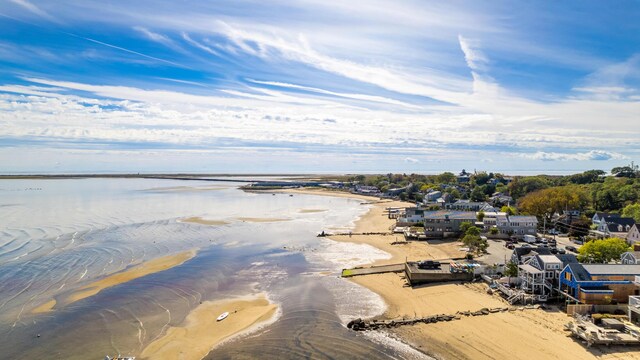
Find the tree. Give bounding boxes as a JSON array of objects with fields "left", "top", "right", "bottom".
[
  {"left": 474, "top": 172, "right": 491, "bottom": 185},
  {"left": 501, "top": 205, "right": 517, "bottom": 216},
  {"left": 489, "top": 227, "right": 499, "bottom": 235},
  {"left": 465, "top": 226, "right": 481, "bottom": 236},
  {"left": 505, "top": 262, "right": 518, "bottom": 277},
  {"left": 518, "top": 185, "right": 590, "bottom": 219},
  {"left": 622, "top": 203, "right": 640, "bottom": 222},
  {"left": 508, "top": 176, "right": 551, "bottom": 199},
  {"left": 477, "top": 211, "right": 485, "bottom": 222},
  {"left": 436, "top": 172, "right": 457, "bottom": 184},
  {"left": 462, "top": 234, "right": 488, "bottom": 254},
  {"left": 460, "top": 221, "right": 473, "bottom": 234},
  {"left": 569, "top": 170, "right": 606, "bottom": 185},
  {"left": 578, "top": 237, "right": 630, "bottom": 263},
  {"left": 612, "top": 162, "right": 639, "bottom": 178},
  {"left": 470, "top": 186, "right": 486, "bottom": 202}
]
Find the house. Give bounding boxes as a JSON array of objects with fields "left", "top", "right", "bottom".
[
  {"left": 511, "top": 247, "right": 553, "bottom": 265},
  {"left": 517, "top": 253, "right": 578, "bottom": 298},
  {"left": 496, "top": 215, "right": 538, "bottom": 238},
  {"left": 559, "top": 264, "right": 640, "bottom": 304},
  {"left": 592, "top": 212, "right": 620, "bottom": 227},
  {"left": 353, "top": 185, "right": 381, "bottom": 196},
  {"left": 422, "top": 211, "right": 477, "bottom": 238},
  {"left": 489, "top": 192, "right": 513, "bottom": 206},
  {"left": 597, "top": 216, "right": 635, "bottom": 236},
  {"left": 424, "top": 190, "right": 442, "bottom": 202},
  {"left": 622, "top": 251, "right": 640, "bottom": 265},
  {"left": 399, "top": 207, "right": 424, "bottom": 224},
  {"left": 446, "top": 200, "right": 497, "bottom": 212},
  {"left": 627, "top": 224, "right": 640, "bottom": 245},
  {"left": 481, "top": 211, "right": 507, "bottom": 230},
  {"left": 457, "top": 170, "right": 471, "bottom": 184}
]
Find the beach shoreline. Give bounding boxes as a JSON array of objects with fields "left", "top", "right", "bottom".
[{"left": 317, "top": 190, "right": 640, "bottom": 360}]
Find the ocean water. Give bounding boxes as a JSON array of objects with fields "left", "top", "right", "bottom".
[{"left": 0, "top": 178, "right": 428, "bottom": 359}]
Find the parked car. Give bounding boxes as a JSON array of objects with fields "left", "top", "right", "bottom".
[
  {"left": 550, "top": 247, "right": 558, "bottom": 254},
  {"left": 506, "top": 243, "right": 515, "bottom": 249},
  {"left": 557, "top": 248, "right": 566, "bottom": 254},
  {"left": 548, "top": 229, "right": 560, "bottom": 235},
  {"left": 565, "top": 245, "right": 578, "bottom": 253},
  {"left": 417, "top": 260, "right": 441, "bottom": 269}
]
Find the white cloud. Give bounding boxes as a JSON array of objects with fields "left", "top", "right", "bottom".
[
  {"left": 521, "top": 150, "right": 628, "bottom": 162},
  {"left": 404, "top": 157, "right": 420, "bottom": 163},
  {"left": 9, "top": 0, "right": 56, "bottom": 21},
  {"left": 458, "top": 35, "right": 487, "bottom": 71}
]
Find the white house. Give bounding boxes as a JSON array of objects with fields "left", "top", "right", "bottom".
[
  {"left": 621, "top": 251, "right": 640, "bottom": 265},
  {"left": 627, "top": 223, "right": 640, "bottom": 245},
  {"left": 597, "top": 216, "right": 635, "bottom": 236},
  {"left": 592, "top": 212, "right": 620, "bottom": 227}
]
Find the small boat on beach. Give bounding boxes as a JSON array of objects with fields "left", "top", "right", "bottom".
[
  {"left": 217, "top": 312, "right": 229, "bottom": 321},
  {"left": 105, "top": 356, "right": 135, "bottom": 360}
]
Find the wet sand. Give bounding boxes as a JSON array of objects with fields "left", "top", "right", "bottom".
[
  {"left": 236, "top": 217, "right": 290, "bottom": 223},
  {"left": 339, "top": 197, "right": 640, "bottom": 359},
  {"left": 140, "top": 294, "right": 278, "bottom": 360},
  {"left": 31, "top": 299, "right": 57, "bottom": 314},
  {"left": 63, "top": 250, "right": 197, "bottom": 306},
  {"left": 299, "top": 208, "right": 328, "bottom": 213},
  {"left": 180, "top": 217, "right": 230, "bottom": 226}
]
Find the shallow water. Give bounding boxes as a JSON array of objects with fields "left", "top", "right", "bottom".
[{"left": 0, "top": 178, "right": 426, "bottom": 359}]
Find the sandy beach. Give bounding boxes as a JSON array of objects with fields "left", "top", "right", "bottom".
[
  {"left": 331, "top": 192, "right": 640, "bottom": 360},
  {"left": 140, "top": 294, "right": 278, "bottom": 360}
]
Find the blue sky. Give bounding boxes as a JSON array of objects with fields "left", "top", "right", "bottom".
[{"left": 0, "top": 0, "right": 639, "bottom": 174}]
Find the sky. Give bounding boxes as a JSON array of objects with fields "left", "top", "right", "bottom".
[{"left": 0, "top": 0, "right": 639, "bottom": 174}]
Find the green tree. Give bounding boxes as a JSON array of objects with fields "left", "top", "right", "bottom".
[
  {"left": 477, "top": 211, "right": 485, "bottom": 222},
  {"left": 465, "top": 226, "right": 481, "bottom": 236},
  {"left": 501, "top": 205, "right": 517, "bottom": 216},
  {"left": 569, "top": 170, "right": 606, "bottom": 184},
  {"left": 459, "top": 221, "right": 473, "bottom": 234},
  {"left": 462, "top": 234, "right": 488, "bottom": 253},
  {"left": 612, "top": 162, "right": 639, "bottom": 178},
  {"left": 508, "top": 176, "right": 551, "bottom": 199},
  {"left": 622, "top": 203, "right": 640, "bottom": 222},
  {"left": 505, "top": 262, "right": 518, "bottom": 277},
  {"left": 470, "top": 186, "right": 486, "bottom": 201},
  {"left": 436, "top": 172, "right": 457, "bottom": 184},
  {"left": 489, "top": 227, "right": 499, "bottom": 235},
  {"left": 578, "top": 237, "right": 630, "bottom": 263}
]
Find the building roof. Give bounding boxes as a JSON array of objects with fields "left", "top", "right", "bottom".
[
  {"left": 519, "top": 264, "right": 543, "bottom": 274},
  {"left": 512, "top": 247, "right": 552, "bottom": 262},
  {"left": 508, "top": 215, "right": 538, "bottom": 223},
  {"left": 422, "top": 211, "right": 477, "bottom": 220},
  {"left": 623, "top": 251, "right": 640, "bottom": 259},
  {"left": 537, "top": 255, "right": 562, "bottom": 264},
  {"left": 566, "top": 263, "right": 591, "bottom": 282},
  {"left": 595, "top": 212, "right": 620, "bottom": 219},
  {"left": 604, "top": 217, "right": 635, "bottom": 227},
  {"left": 556, "top": 253, "right": 579, "bottom": 266},
  {"left": 583, "top": 264, "right": 640, "bottom": 276}
]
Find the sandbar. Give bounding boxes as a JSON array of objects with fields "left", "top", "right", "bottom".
[
  {"left": 179, "top": 217, "right": 229, "bottom": 226},
  {"left": 140, "top": 294, "right": 278, "bottom": 360},
  {"left": 236, "top": 217, "right": 290, "bottom": 223},
  {"left": 299, "top": 208, "right": 328, "bottom": 213},
  {"left": 31, "top": 299, "right": 57, "bottom": 314},
  {"left": 64, "top": 250, "right": 196, "bottom": 305}
]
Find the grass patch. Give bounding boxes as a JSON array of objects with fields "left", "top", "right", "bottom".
[{"left": 341, "top": 269, "right": 354, "bottom": 277}]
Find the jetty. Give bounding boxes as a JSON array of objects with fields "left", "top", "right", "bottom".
[
  {"left": 347, "top": 304, "right": 543, "bottom": 331},
  {"left": 341, "top": 264, "right": 405, "bottom": 277}
]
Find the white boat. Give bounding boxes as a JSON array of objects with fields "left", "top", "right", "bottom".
[{"left": 217, "top": 312, "right": 229, "bottom": 321}]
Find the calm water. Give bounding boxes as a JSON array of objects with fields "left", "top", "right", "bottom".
[{"left": 0, "top": 178, "right": 427, "bottom": 359}]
